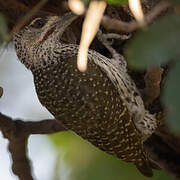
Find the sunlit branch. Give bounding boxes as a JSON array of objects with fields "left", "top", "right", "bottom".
[
  {"left": 129, "top": 0, "right": 145, "bottom": 26},
  {"left": 77, "top": 1, "right": 106, "bottom": 72},
  {"left": 68, "top": 0, "right": 85, "bottom": 15}
]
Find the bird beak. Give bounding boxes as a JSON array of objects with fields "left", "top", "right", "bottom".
[
  {"left": 53, "top": 12, "right": 78, "bottom": 39},
  {"left": 39, "top": 12, "right": 78, "bottom": 44}
]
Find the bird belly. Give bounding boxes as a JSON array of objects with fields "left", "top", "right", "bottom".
[{"left": 33, "top": 60, "right": 144, "bottom": 164}]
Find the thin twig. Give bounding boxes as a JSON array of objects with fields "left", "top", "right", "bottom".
[
  {"left": 101, "top": 1, "right": 171, "bottom": 33},
  {"left": 0, "top": 87, "right": 3, "bottom": 98}
]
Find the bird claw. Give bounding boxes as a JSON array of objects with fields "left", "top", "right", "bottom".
[
  {"left": 96, "top": 30, "right": 129, "bottom": 70},
  {"left": 103, "top": 33, "right": 131, "bottom": 42}
]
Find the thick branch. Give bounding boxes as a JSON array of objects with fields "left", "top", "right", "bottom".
[
  {"left": 8, "top": 136, "right": 33, "bottom": 180},
  {"left": 0, "top": 112, "right": 66, "bottom": 180},
  {"left": 0, "top": 113, "right": 66, "bottom": 135}
]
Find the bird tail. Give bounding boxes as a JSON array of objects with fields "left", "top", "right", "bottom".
[
  {"left": 135, "top": 153, "right": 161, "bottom": 177},
  {"left": 144, "top": 123, "right": 180, "bottom": 178}
]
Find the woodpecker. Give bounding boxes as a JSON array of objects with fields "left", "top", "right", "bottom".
[{"left": 13, "top": 12, "right": 160, "bottom": 177}]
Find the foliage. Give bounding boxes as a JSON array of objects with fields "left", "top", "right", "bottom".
[
  {"left": 105, "top": 0, "right": 128, "bottom": 5},
  {"left": 169, "top": 0, "right": 180, "bottom": 5},
  {"left": 163, "top": 60, "right": 180, "bottom": 132},
  {"left": 126, "top": 14, "right": 180, "bottom": 69},
  {"left": 126, "top": 13, "right": 180, "bottom": 133}
]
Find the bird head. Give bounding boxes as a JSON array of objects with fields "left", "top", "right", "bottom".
[{"left": 13, "top": 12, "right": 77, "bottom": 69}]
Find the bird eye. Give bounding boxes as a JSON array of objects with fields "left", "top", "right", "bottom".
[{"left": 30, "top": 18, "right": 46, "bottom": 28}]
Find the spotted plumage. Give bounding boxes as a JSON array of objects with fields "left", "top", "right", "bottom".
[{"left": 13, "top": 12, "right": 160, "bottom": 177}]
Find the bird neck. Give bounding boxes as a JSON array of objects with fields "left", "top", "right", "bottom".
[{"left": 14, "top": 37, "right": 61, "bottom": 70}]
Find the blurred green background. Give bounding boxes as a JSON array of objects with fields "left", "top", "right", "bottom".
[{"left": 49, "top": 131, "right": 173, "bottom": 180}]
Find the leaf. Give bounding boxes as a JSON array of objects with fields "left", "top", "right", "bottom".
[
  {"left": 126, "top": 14, "right": 180, "bottom": 69},
  {"left": 163, "top": 60, "right": 180, "bottom": 133},
  {"left": 105, "top": 0, "right": 128, "bottom": 5},
  {"left": 168, "top": 0, "right": 180, "bottom": 5}
]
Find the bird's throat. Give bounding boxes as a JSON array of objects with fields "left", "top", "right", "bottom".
[{"left": 39, "top": 27, "right": 56, "bottom": 44}]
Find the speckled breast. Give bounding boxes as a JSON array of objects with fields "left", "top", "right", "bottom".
[{"left": 33, "top": 56, "right": 143, "bottom": 163}]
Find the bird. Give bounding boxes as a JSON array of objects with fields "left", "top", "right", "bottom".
[{"left": 13, "top": 12, "right": 161, "bottom": 177}]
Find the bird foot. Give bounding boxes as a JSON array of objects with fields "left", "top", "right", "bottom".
[{"left": 96, "top": 30, "right": 130, "bottom": 70}]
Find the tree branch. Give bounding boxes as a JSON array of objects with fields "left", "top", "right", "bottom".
[
  {"left": 144, "top": 67, "right": 164, "bottom": 106},
  {"left": 0, "top": 112, "right": 66, "bottom": 180},
  {"left": 101, "top": 1, "right": 171, "bottom": 33}
]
